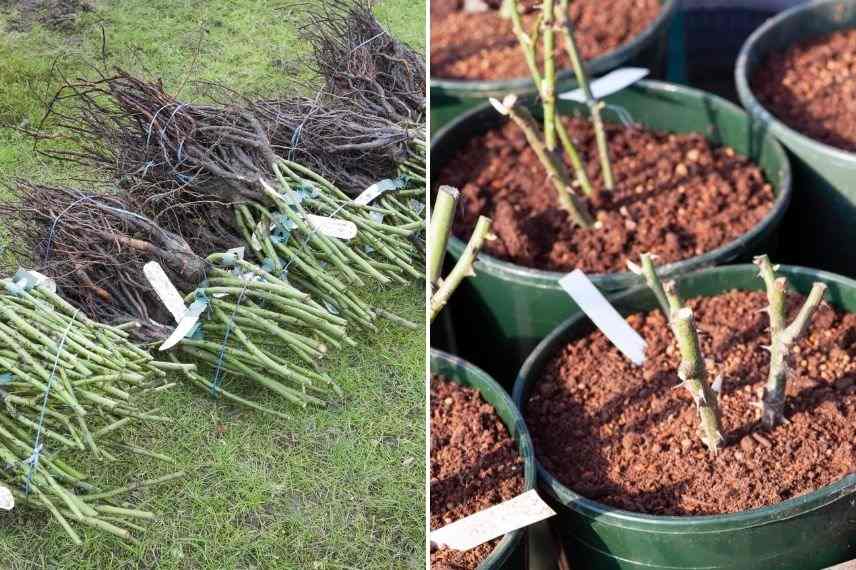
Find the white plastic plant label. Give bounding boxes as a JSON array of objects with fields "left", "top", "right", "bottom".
[
  {"left": 306, "top": 214, "right": 358, "bottom": 240},
  {"left": 353, "top": 179, "right": 399, "bottom": 206},
  {"left": 431, "top": 490, "right": 556, "bottom": 551},
  {"left": 559, "top": 67, "right": 649, "bottom": 103},
  {"left": 559, "top": 269, "right": 647, "bottom": 365},
  {"left": 0, "top": 485, "right": 13, "bottom": 511},
  {"left": 143, "top": 262, "right": 187, "bottom": 324},
  {"left": 16, "top": 269, "right": 57, "bottom": 294},
  {"left": 159, "top": 298, "right": 208, "bottom": 351},
  {"left": 249, "top": 221, "right": 265, "bottom": 252},
  {"left": 823, "top": 561, "right": 856, "bottom": 570},
  {"left": 225, "top": 246, "right": 245, "bottom": 263}
]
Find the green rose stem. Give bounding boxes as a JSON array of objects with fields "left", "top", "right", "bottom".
[
  {"left": 0, "top": 285, "right": 181, "bottom": 543},
  {"left": 556, "top": 0, "right": 615, "bottom": 191},
  {"left": 490, "top": 95, "right": 595, "bottom": 228},
  {"left": 542, "top": 0, "right": 558, "bottom": 150},
  {"left": 754, "top": 255, "right": 827, "bottom": 428},
  {"left": 508, "top": 0, "right": 542, "bottom": 87},
  {"left": 506, "top": 0, "right": 594, "bottom": 197},
  {"left": 633, "top": 255, "right": 724, "bottom": 454},
  {"left": 430, "top": 214, "right": 492, "bottom": 322},
  {"left": 428, "top": 185, "right": 459, "bottom": 289}
]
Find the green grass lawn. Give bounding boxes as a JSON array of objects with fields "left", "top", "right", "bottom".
[{"left": 0, "top": 1, "right": 426, "bottom": 568}]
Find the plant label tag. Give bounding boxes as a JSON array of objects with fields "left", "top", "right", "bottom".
[
  {"left": 15, "top": 269, "right": 57, "bottom": 294},
  {"left": 159, "top": 298, "right": 209, "bottom": 351},
  {"left": 226, "top": 247, "right": 245, "bottom": 262},
  {"left": 431, "top": 489, "right": 556, "bottom": 552},
  {"left": 0, "top": 485, "right": 13, "bottom": 511},
  {"left": 559, "top": 269, "right": 646, "bottom": 365},
  {"left": 250, "top": 221, "right": 266, "bottom": 252},
  {"left": 559, "top": 67, "right": 649, "bottom": 103},
  {"left": 144, "top": 262, "right": 187, "bottom": 324},
  {"left": 306, "top": 215, "right": 358, "bottom": 240},
  {"left": 354, "top": 179, "right": 399, "bottom": 206},
  {"left": 823, "top": 560, "right": 856, "bottom": 570}
]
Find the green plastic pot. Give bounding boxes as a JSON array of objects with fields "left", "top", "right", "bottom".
[
  {"left": 431, "top": 80, "right": 792, "bottom": 389},
  {"left": 430, "top": 349, "right": 537, "bottom": 569},
  {"left": 511, "top": 264, "right": 856, "bottom": 570},
  {"left": 429, "top": 0, "right": 679, "bottom": 134},
  {"left": 736, "top": 0, "right": 856, "bottom": 276}
]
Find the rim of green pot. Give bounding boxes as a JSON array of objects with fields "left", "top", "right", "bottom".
[
  {"left": 430, "top": 0, "right": 679, "bottom": 94},
  {"left": 511, "top": 264, "right": 856, "bottom": 533},
  {"left": 735, "top": 0, "right": 856, "bottom": 164},
  {"left": 433, "top": 80, "right": 793, "bottom": 291},
  {"left": 430, "top": 349, "right": 538, "bottom": 568}
]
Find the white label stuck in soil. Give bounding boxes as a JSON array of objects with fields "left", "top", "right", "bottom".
[
  {"left": 559, "top": 269, "right": 647, "bottom": 365},
  {"left": 559, "top": 67, "right": 649, "bottom": 103},
  {"left": 143, "top": 262, "right": 187, "bottom": 324},
  {"left": 430, "top": 489, "right": 556, "bottom": 552},
  {"left": 306, "top": 214, "right": 358, "bottom": 240},
  {"left": 0, "top": 485, "right": 13, "bottom": 511}
]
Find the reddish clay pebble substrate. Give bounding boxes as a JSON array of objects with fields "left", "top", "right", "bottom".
[
  {"left": 439, "top": 117, "right": 775, "bottom": 273},
  {"left": 430, "top": 0, "right": 661, "bottom": 80},
  {"left": 430, "top": 376, "right": 524, "bottom": 569},
  {"left": 752, "top": 29, "right": 856, "bottom": 152},
  {"left": 525, "top": 290, "right": 856, "bottom": 516}
]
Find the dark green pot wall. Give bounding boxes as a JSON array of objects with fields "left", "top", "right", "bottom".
[
  {"left": 431, "top": 81, "right": 792, "bottom": 389},
  {"left": 429, "top": 0, "right": 679, "bottom": 134},
  {"left": 429, "top": 350, "right": 537, "bottom": 570},
  {"left": 511, "top": 264, "right": 856, "bottom": 570},
  {"left": 736, "top": 0, "right": 856, "bottom": 277}
]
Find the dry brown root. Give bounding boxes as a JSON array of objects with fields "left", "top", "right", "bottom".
[
  {"left": 253, "top": 96, "right": 412, "bottom": 195},
  {"left": 297, "top": 0, "right": 426, "bottom": 124},
  {"left": 0, "top": 181, "right": 204, "bottom": 340}
]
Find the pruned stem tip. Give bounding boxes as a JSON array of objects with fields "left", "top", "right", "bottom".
[
  {"left": 430, "top": 215, "right": 492, "bottom": 322},
  {"left": 754, "top": 255, "right": 827, "bottom": 429},
  {"left": 635, "top": 254, "right": 724, "bottom": 454}
]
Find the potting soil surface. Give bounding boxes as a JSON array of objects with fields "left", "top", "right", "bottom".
[
  {"left": 430, "top": 0, "right": 661, "bottom": 81},
  {"left": 430, "top": 376, "right": 525, "bottom": 569},
  {"left": 440, "top": 117, "right": 775, "bottom": 273},
  {"left": 753, "top": 28, "right": 856, "bottom": 153},
  {"left": 526, "top": 290, "right": 856, "bottom": 515}
]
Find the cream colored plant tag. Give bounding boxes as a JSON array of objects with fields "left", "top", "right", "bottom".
[
  {"left": 306, "top": 214, "right": 358, "bottom": 240},
  {"left": 249, "top": 222, "right": 264, "bottom": 252},
  {"left": 431, "top": 490, "right": 556, "bottom": 552},
  {"left": 353, "top": 179, "right": 398, "bottom": 206},
  {"left": 159, "top": 298, "right": 208, "bottom": 352},
  {"left": 0, "top": 485, "right": 14, "bottom": 511},
  {"left": 559, "top": 269, "right": 646, "bottom": 365},
  {"left": 143, "top": 262, "right": 187, "bottom": 324},
  {"left": 824, "top": 561, "right": 856, "bottom": 570},
  {"left": 559, "top": 67, "right": 649, "bottom": 102},
  {"left": 19, "top": 269, "right": 57, "bottom": 294}
]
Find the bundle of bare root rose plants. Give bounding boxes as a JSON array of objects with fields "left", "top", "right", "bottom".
[{"left": 0, "top": 0, "right": 425, "bottom": 543}]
